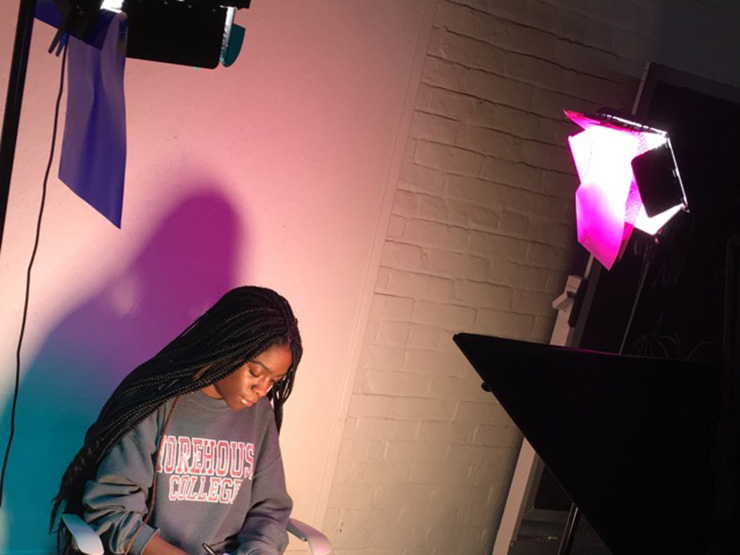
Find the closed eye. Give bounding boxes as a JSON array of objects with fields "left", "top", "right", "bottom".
[{"left": 247, "top": 360, "right": 288, "bottom": 387}]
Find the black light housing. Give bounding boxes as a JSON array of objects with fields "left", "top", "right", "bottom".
[
  {"left": 122, "top": 0, "right": 234, "bottom": 68},
  {"left": 44, "top": 0, "right": 250, "bottom": 68}
]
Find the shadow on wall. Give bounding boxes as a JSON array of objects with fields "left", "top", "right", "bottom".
[{"left": 0, "top": 189, "right": 242, "bottom": 554}]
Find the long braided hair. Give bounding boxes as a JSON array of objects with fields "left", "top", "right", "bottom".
[{"left": 50, "top": 286, "right": 302, "bottom": 549}]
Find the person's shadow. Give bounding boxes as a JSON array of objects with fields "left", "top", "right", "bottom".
[{"left": 0, "top": 189, "right": 242, "bottom": 553}]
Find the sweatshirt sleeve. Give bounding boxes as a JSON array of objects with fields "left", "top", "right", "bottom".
[
  {"left": 236, "top": 416, "right": 292, "bottom": 555},
  {"left": 81, "top": 409, "right": 163, "bottom": 555}
]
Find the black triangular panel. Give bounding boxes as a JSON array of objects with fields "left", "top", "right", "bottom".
[{"left": 454, "top": 333, "right": 720, "bottom": 554}]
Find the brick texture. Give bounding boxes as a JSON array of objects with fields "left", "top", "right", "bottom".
[{"left": 324, "top": 1, "right": 669, "bottom": 553}]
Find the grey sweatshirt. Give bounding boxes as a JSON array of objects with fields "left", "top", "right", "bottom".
[{"left": 82, "top": 391, "right": 292, "bottom": 555}]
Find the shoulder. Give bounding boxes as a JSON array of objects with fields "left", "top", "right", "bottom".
[{"left": 250, "top": 398, "right": 278, "bottom": 427}]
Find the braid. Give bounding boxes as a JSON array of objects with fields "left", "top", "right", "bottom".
[{"left": 50, "top": 286, "right": 302, "bottom": 551}]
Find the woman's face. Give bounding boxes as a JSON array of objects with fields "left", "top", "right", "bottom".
[{"left": 202, "top": 343, "right": 292, "bottom": 411}]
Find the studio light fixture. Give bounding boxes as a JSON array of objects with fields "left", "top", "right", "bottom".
[
  {"left": 121, "top": 0, "right": 247, "bottom": 69},
  {"left": 565, "top": 110, "right": 688, "bottom": 270},
  {"left": 43, "top": 0, "right": 248, "bottom": 68},
  {"left": 22, "top": 0, "right": 250, "bottom": 227}
]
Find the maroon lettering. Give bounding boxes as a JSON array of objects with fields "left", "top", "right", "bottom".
[{"left": 175, "top": 437, "right": 192, "bottom": 474}]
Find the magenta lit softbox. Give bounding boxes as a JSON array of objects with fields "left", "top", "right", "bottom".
[{"left": 565, "top": 111, "right": 687, "bottom": 269}]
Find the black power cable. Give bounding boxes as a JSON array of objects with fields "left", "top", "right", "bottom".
[{"left": 0, "top": 40, "right": 69, "bottom": 507}]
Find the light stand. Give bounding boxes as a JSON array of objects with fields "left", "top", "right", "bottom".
[{"left": 0, "top": 0, "right": 38, "bottom": 257}]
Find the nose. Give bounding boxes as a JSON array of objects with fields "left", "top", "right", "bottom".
[{"left": 253, "top": 377, "right": 272, "bottom": 398}]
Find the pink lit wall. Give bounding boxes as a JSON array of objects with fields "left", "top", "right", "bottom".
[{"left": 0, "top": 2, "right": 435, "bottom": 553}]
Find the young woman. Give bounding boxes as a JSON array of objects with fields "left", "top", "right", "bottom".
[{"left": 51, "top": 286, "right": 302, "bottom": 555}]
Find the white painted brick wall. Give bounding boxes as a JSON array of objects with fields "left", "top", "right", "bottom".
[{"left": 321, "top": 1, "right": 704, "bottom": 554}]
